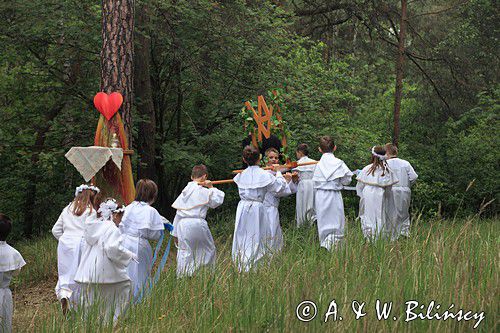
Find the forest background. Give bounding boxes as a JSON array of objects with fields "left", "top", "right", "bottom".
[{"left": 0, "top": 0, "right": 498, "bottom": 239}]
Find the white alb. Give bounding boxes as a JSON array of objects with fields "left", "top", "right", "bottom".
[
  {"left": 172, "top": 181, "right": 225, "bottom": 277},
  {"left": 232, "top": 166, "right": 287, "bottom": 272},
  {"left": 52, "top": 204, "right": 96, "bottom": 305},
  {"left": 356, "top": 164, "right": 399, "bottom": 240},
  {"left": 119, "top": 201, "right": 165, "bottom": 300},
  {"left": 293, "top": 156, "right": 317, "bottom": 226},
  {"left": 312, "top": 153, "right": 353, "bottom": 250},
  {"left": 385, "top": 157, "right": 418, "bottom": 237},
  {"left": 0, "top": 241, "right": 26, "bottom": 333},
  {"left": 74, "top": 216, "right": 134, "bottom": 323},
  {"left": 263, "top": 170, "right": 297, "bottom": 253}
]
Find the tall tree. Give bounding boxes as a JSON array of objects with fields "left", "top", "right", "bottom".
[
  {"left": 392, "top": 0, "right": 407, "bottom": 146},
  {"left": 95, "top": 0, "right": 136, "bottom": 204},
  {"left": 101, "top": 0, "right": 135, "bottom": 144},
  {"left": 134, "top": 3, "right": 157, "bottom": 180}
]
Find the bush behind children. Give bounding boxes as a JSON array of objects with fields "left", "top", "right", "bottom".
[{"left": 2, "top": 134, "right": 418, "bottom": 326}]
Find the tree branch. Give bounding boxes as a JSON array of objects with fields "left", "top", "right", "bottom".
[
  {"left": 406, "top": 53, "right": 450, "bottom": 111},
  {"left": 408, "top": 1, "right": 468, "bottom": 18}
]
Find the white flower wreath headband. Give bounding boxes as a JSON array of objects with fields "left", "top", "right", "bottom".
[
  {"left": 98, "top": 199, "right": 119, "bottom": 219},
  {"left": 74, "top": 184, "right": 100, "bottom": 197},
  {"left": 114, "top": 205, "right": 126, "bottom": 213},
  {"left": 371, "top": 146, "right": 387, "bottom": 161}
]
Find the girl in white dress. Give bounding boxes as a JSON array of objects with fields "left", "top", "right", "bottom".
[
  {"left": 52, "top": 184, "right": 101, "bottom": 314},
  {"left": 385, "top": 143, "right": 418, "bottom": 237},
  {"left": 356, "top": 146, "right": 399, "bottom": 240},
  {"left": 74, "top": 199, "right": 136, "bottom": 323},
  {"left": 120, "top": 179, "right": 166, "bottom": 301},
  {"left": 172, "top": 165, "right": 225, "bottom": 278},
  {"left": 263, "top": 148, "right": 296, "bottom": 254},
  {"left": 293, "top": 144, "right": 316, "bottom": 227},
  {"left": 313, "top": 136, "right": 353, "bottom": 250},
  {"left": 0, "top": 214, "right": 26, "bottom": 333},
  {"left": 232, "top": 145, "right": 288, "bottom": 272}
]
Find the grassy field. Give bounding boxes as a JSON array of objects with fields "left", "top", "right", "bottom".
[{"left": 11, "top": 215, "right": 499, "bottom": 332}]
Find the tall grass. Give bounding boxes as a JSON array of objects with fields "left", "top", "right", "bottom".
[
  {"left": 12, "top": 235, "right": 58, "bottom": 288},
  {"left": 14, "top": 217, "right": 499, "bottom": 332}
]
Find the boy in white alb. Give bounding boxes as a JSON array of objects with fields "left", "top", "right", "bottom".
[
  {"left": 385, "top": 144, "right": 418, "bottom": 237},
  {"left": 0, "top": 215, "right": 26, "bottom": 333},
  {"left": 312, "top": 136, "right": 353, "bottom": 250},
  {"left": 263, "top": 148, "right": 296, "bottom": 253},
  {"left": 52, "top": 184, "right": 100, "bottom": 313},
  {"left": 171, "top": 165, "right": 225, "bottom": 278},
  {"left": 356, "top": 146, "right": 399, "bottom": 240},
  {"left": 74, "top": 199, "right": 137, "bottom": 323},
  {"left": 293, "top": 143, "right": 316, "bottom": 227}
]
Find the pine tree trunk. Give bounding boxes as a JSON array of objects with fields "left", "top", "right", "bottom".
[
  {"left": 392, "top": 0, "right": 407, "bottom": 147},
  {"left": 134, "top": 6, "right": 157, "bottom": 181},
  {"left": 95, "top": 0, "right": 136, "bottom": 204},
  {"left": 101, "top": 0, "right": 135, "bottom": 146}
]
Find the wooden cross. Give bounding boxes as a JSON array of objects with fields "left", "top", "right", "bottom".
[{"left": 245, "top": 95, "right": 273, "bottom": 144}]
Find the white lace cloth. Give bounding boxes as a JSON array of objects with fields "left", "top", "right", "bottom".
[{"left": 65, "top": 146, "right": 123, "bottom": 182}]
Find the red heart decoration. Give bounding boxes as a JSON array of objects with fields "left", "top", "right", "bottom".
[{"left": 93, "top": 92, "right": 123, "bottom": 120}]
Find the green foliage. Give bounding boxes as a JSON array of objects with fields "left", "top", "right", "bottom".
[
  {"left": 0, "top": 0, "right": 101, "bottom": 237},
  {"left": 401, "top": 87, "right": 499, "bottom": 216},
  {"left": 442, "top": 88, "right": 499, "bottom": 213},
  {"left": 277, "top": 42, "right": 385, "bottom": 169},
  {"left": 0, "top": 0, "right": 498, "bottom": 238}
]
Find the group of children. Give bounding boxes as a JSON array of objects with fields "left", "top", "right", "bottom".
[
  {"left": 229, "top": 135, "right": 417, "bottom": 270},
  {"left": 50, "top": 180, "right": 166, "bottom": 323},
  {"left": 0, "top": 135, "right": 417, "bottom": 330},
  {"left": 231, "top": 135, "right": 418, "bottom": 268}
]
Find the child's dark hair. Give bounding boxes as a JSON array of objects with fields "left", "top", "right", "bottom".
[
  {"left": 319, "top": 136, "right": 335, "bottom": 153},
  {"left": 242, "top": 145, "right": 260, "bottom": 166},
  {"left": 0, "top": 214, "right": 12, "bottom": 241},
  {"left": 385, "top": 143, "right": 398, "bottom": 157},
  {"left": 368, "top": 146, "right": 388, "bottom": 176},
  {"left": 191, "top": 164, "right": 208, "bottom": 179},
  {"left": 265, "top": 147, "right": 279, "bottom": 157},
  {"left": 296, "top": 143, "right": 309, "bottom": 156},
  {"left": 135, "top": 179, "right": 158, "bottom": 204}
]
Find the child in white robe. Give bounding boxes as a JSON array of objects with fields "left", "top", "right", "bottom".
[
  {"left": 263, "top": 148, "right": 297, "bottom": 253},
  {"left": 385, "top": 143, "right": 418, "bottom": 237},
  {"left": 312, "top": 136, "right": 353, "bottom": 250},
  {"left": 171, "top": 165, "right": 225, "bottom": 278},
  {"left": 232, "top": 145, "right": 288, "bottom": 272},
  {"left": 74, "top": 199, "right": 136, "bottom": 323},
  {"left": 293, "top": 143, "right": 317, "bottom": 227},
  {"left": 356, "top": 146, "right": 399, "bottom": 241},
  {"left": 52, "top": 184, "right": 101, "bottom": 313},
  {"left": 0, "top": 214, "right": 26, "bottom": 333},
  {"left": 119, "top": 179, "right": 166, "bottom": 300}
]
